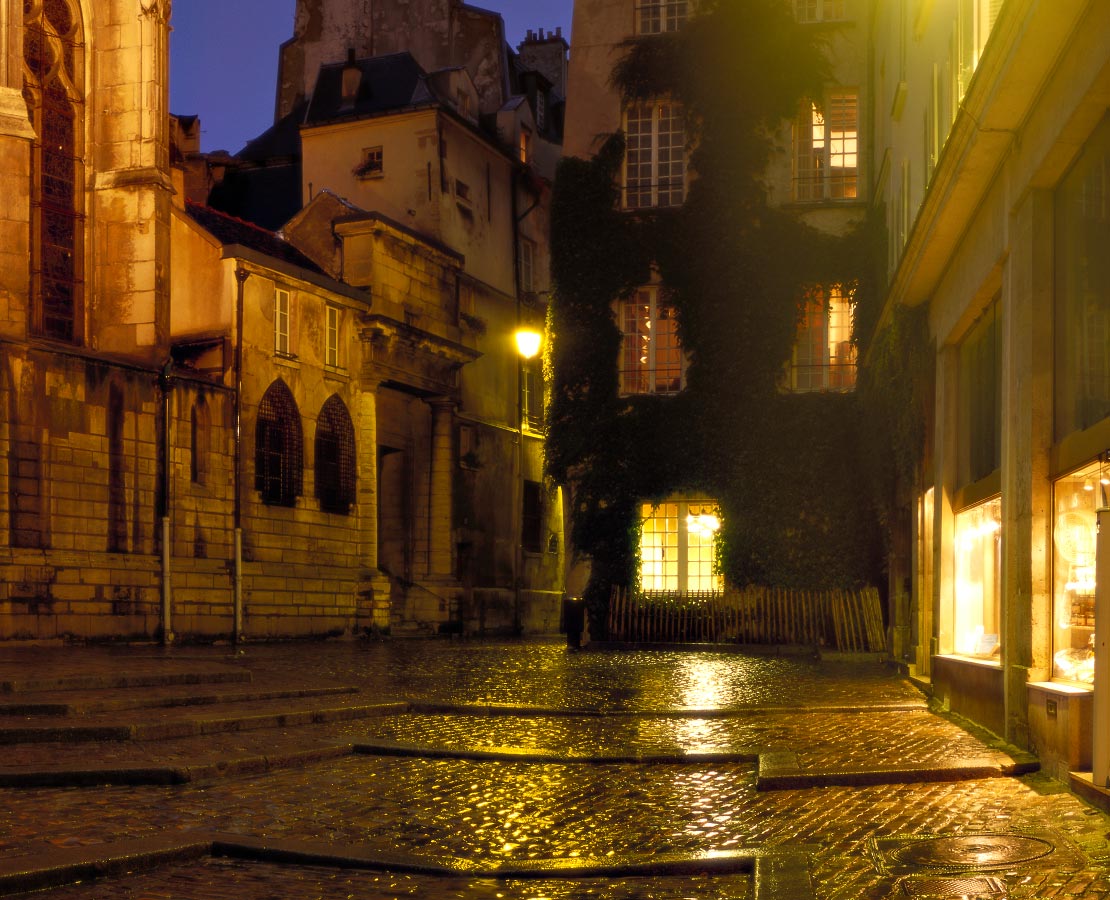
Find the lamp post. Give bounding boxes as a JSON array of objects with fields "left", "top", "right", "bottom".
[{"left": 514, "top": 327, "right": 542, "bottom": 635}]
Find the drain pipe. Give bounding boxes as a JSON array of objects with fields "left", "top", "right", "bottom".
[
  {"left": 159, "top": 357, "right": 175, "bottom": 645},
  {"left": 233, "top": 266, "right": 250, "bottom": 644}
]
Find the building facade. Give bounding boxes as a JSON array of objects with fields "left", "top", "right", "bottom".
[
  {"left": 0, "top": 0, "right": 567, "bottom": 641},
  {"left": 874, "top": 0, "right": 1110, "bottom": 781}
]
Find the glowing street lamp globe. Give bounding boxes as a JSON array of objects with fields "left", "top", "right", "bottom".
[{"left": 515, "top": 328, "right": 542, "bottom": 359}]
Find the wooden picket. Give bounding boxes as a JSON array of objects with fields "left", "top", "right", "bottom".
[{"left": 606, "top": 585, "right": 886, "bottom": 651}]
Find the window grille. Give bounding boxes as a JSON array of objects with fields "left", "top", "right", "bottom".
[
  {"left": 256, "top": 380, "right": 303, "bottom": 507},
  {"left": 315, "top": 394, "right": 357, "bottom": 515},
  {"left": 623, "top": 101, "right": 686, "bottom": 210},
  {"left": 23, "top": 0, "right": 84, "bottom": 343}
]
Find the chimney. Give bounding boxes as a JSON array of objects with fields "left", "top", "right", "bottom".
[{"left": 340, "top": 48, "right": 361, "bottom": 108}]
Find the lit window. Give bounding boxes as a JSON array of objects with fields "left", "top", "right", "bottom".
[
  {"left": 520, "top": 127, "right": 532, "bottom": 164},
  {"left": 617, "top": 286, "right": 684, "bottom": 394},
  {"left": 325, "top": 305, "right": 340, "bottom": 368},
  {"left": 789, "top": 286, "right": 856, "bottom": 392},
  {"left": 24, "top": 0, "right": 84, "bottom": 343},
  {"left": 1050, "top": 460, "right": 1105, "bottom": 684},
  {"left": 354, "top": 146, "right": 383, "bottom": 179},
  {"left": 952, "top": 497, "right": 1002, "bottom": 661},
  {"left": 793, "top": 0, "right": 845, "bottom": 23},
  {"left": 640, "top": 499, "right": 722, "bottom": 592},
  {"left": 275, "top": 288, "right": 291, "bottom": 355},
  {"left": 794, "top": 92, "right": 858, "bottom": 202},
  {"left": 315, "top": 394, "right": 356, "bottom": 515},
  {"left": 518, "top": 239, "right": 535, "bottom": 294},
  {"left": 636, "top": 0, "right": 689, "bottom": 34},
  {"left": 623, "top": 101, "right": 686, "bottom": 210}
]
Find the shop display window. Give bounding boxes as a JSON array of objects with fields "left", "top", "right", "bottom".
[
  {"left": 1051, "top": 461, "right": 1105, "bottom": 684},
  {"left": 953, "top": 497, "right": 1002, "bottom": 660}
]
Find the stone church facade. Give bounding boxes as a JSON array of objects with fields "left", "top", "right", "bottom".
[{"left": 0, "top": 0, "right": 567, "bottom": 641}]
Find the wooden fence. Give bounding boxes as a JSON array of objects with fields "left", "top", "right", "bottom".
[{"left": 606, "top": 585, "right": 886, "bottom": 651}]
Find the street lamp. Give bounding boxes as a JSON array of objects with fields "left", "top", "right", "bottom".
[{"left": 514, "top": 327, "right": 542, "bottom": 635}]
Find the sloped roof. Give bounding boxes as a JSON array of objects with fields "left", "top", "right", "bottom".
[
  {"left": 304, "top": 52, "right": 437, "bottom": 125},
  {"left": 238, "top": 101, "right": 307, "bottom": 161},
  {"left": 185, "top": 201, "right": 323, "bottom": 274}
]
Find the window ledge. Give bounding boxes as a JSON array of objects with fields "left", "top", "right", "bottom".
[
  {"left": 273, "top": 354, "right": 300, "bottom": 370},
  {"left": 935, "top": 653, "right": 1001, "bottom": 669},
  {"left": 324, "top": 365, "right": 349, "bottom": 382},
  {"left": 1028, "top": 680, "right": 1091, "bottom": 695}
]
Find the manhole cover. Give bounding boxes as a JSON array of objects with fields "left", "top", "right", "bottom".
[
  {"left": 890, "top": 834, "right": 1053, "bottom": 870},
  {"left": 900, "top": 876, "right": 1006, "bottom": 897}
]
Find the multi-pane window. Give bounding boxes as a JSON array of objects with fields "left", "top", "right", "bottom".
[
  {"left": 325, "top": 306, "right": 340, "bottom": 368},
  {"left": 623, "top": 101, "right": 686, "bottom": 210},
  {"left": 635, "top": 0, "right": 688, "bottom": 34},
  {"left": 618, "top": 287, "right": 684, "bottom": 394},
  {"left": 275, "top": 288, "right": 291, "bottom": 355},
  {"left": 355, "top": 146, "right": 383, "bottom": 179},
  {"left": 640, "top": 499, "right": 722, "bottom": 592},
  {"left": 315, "top": 395, "right": 356, "bottom": 515},
  {"left": 793, "top": 0, "right": 846, "bottom": 23},
  {"left": 522, "top": 357, "right": 544, "bottom": 431},
  {"left": 23, "top": 0, "right": 84, "bottom": 343},
  {"left": 518, "top": 239, "right": 535, "bottom": 294},
  {"left": 793, "top": 92, "right": 858, "bottom": 202},
  {"left": 256, "top": 380, "right": 303, "bottom": 507},
  {"left": 789, "top": 286, "right": 856, "bottom": 392},
  {"left": 959, "top": 297, "right": 1001, "bottom": 486},
  {"left": 1055, "top": 116, "right": 1110, "bottom": 441}
]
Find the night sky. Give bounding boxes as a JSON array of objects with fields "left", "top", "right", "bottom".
[{"left": 169, "top": 0, "right": 576, "bottom": 154}]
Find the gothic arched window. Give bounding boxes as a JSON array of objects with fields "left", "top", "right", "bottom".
[
  {"left": 255, "top": 380, "right": 303, "bottom": 507},
  {"left": 315, "top": 394, "right": 356, "bottom": 515},
  {"left": 23, "top": 0, "right": 85, "bottom": 343}
]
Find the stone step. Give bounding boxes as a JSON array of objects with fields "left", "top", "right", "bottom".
[
  {"left": 0, "top": 668, "right": 251, "bottom": 694},
  {"left": 0, "top": 699, "right": 408, "bottom": 745},
  {"left": 0, "top": 684, "right": 358, "bottom": 717}
]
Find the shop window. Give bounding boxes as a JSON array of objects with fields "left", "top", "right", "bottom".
[
  {"left": 1055, "top": 116, "right": 1110, "bottom": 441},
  {"left": 623, "top": 101, "right": 686, "bottom": 210},
  {"left": 1051, "top": 460, "right": 1106, "bottom": 684},
  {"left": 789, "top": 285, "right": 857, "bottom": 392},
  {"left": 24, "top": 0, "right": 85, "bottom": 343},
  {"left": 952, "top": 496, "right": 1002, "bottom": 660},
  {"left": 315, "top": 394, "right": 356, "bottom": 515},
  {"left": 617, "top": 287, "right": 684, "bottom": 395},
  {"left": 256, "top": 380, "right": 303, "bottom": 507},
  {"left": 640, "top": 499, "right": 722, "bottom": 592},
  {"left": 958, "top": 297, "right": 1001, "bottom": 486}
]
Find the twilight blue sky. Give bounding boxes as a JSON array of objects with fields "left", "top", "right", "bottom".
[{"left": 169, "top": 0, "right": 575, "bottom": 154}]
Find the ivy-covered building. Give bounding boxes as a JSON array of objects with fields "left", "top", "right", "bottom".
[{"left": 555, "top": 0, "right": 879, "bottom": 625}]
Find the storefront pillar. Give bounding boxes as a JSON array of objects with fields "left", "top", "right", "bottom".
[{"left": 1093, "top": 508, "right": 1110, "bottom": 786}]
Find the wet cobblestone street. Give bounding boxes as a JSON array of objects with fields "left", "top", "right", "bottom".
[{"left": 2, "top": 639, "right": 1109, "bottom": 898}]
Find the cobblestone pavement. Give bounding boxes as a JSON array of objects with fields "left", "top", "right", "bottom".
[{"left": 1, "top": 639, "right": 1109, "bottom": 899}]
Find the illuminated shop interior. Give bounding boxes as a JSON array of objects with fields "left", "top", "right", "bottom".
[{"left": 952, "top": 496, "right": 1002, "bottom": 660}]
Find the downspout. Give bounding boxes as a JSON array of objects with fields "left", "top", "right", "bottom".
[
  {"left": 159, "top": 358, "right": 174, "bottom": 644},
  {"left": 233, "top": 265, "right": 250, "bottom": 643}
]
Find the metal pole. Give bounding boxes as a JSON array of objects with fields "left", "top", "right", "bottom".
[
  {"left": 1094, "top": 505, "right": 1110, "bottom": 785},
  {"left": 514, "top": 357, "right": 524, "bottom": 636}
]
